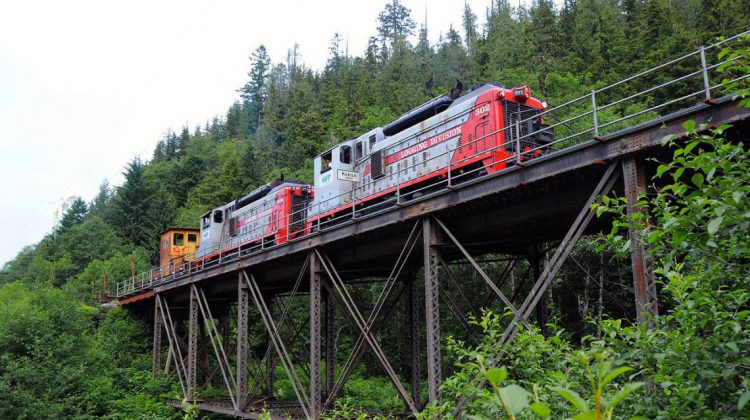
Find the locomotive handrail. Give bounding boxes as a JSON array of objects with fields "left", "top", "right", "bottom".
[{"left": 115, "top": 31, "right": 749, "bottom": 298}]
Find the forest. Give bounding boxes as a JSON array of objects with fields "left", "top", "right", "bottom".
[{"left": 0, "top": 0, "right": 748, "bottom": 418}]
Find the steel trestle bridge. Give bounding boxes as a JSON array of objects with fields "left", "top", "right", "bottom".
[{"left": 114, "top": 33, "right": 750, "bottom": 419}]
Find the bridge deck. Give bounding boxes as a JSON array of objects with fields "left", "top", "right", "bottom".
[{"left": 120, "top": 97, "right": 748, "bottom": 312}]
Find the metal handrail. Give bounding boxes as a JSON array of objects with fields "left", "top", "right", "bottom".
[{"left": 114, "top": 31, "right": 749, "bottom": 298}]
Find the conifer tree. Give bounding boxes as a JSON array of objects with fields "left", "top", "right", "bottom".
[
  {"left": 240, "top": 45, "right": 272, "bottom": 133},
  {"left": 377, "top": 0, "right": 416, "bottom": 54},
  {"left": 58, "top": 197, "right": 88, "bottom": 233},
  {"left": 108, "top": 158, "right": 155, "bottom": 249}
]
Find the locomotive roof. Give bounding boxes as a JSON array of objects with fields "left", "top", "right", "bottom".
[
  {"left": 448, "top": 82, "right": 506, "bottom": 108},
  {"left": 159, "top": 227, "right": 200, "bottom": 236}
]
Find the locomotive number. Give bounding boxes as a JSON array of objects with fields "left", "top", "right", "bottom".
[{"left": 474, "top": 104, "right": 490, "bottom": 117}]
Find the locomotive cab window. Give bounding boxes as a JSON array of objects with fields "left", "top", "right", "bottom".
[
  {"left": 188, "top": 234, "right": 197, "bottom": 243},
  {"left": 201, "top": 215, "right": 210, "bottom": 228},
  {"left": 340, "top": 145, "right": 352, "bottom": 164},
  {"left": 213, "top": 210, "right": 223, "bottom": 224},
  {"left": 369, "top": 134, "right": 376, "bottom": 150},
  {"left": 163, "top": 238, "right": 169, "bottom": 248},
  {"left": 321, "top": 150, "right": 333, "bottom": 173},
  {"left": 173, "top": 233, "right": 184, "bottom": 246},
  {"left": 355, "top": 141, "right": 363, "bottom": 160}
]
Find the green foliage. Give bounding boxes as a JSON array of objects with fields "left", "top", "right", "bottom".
[
  {"left": 1, "top": 2, "right": 748, "bottom": 419},
  {"left": 57, "top": 196, "right": 88, "bottom": 233},
  {"left": 433, "top": 312, "right": 645, "bottom": 419},
  {"left": 590, "top": 118, "right": 750, "bottom": 418},
  {"left": 0, "top": 283, "right": 176, "bottom": 418}
]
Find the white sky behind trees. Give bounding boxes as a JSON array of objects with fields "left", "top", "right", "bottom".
[{"left": 0, "top": 0, "right": 493, "bottom": 266}]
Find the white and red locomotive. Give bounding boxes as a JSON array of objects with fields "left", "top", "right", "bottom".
[{"left": 194, "top": 83, "right": 551, "bottom": 264}]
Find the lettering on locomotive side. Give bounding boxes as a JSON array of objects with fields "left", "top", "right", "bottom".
[
  {"left": 384, "top": 126, "right": 462, "bottom": 165},
  {"left": 337, "top": 169, "right": 361, "bottom": 182},
  {"left": 320, "top": 172, "right": 333, "bottom": 186}
]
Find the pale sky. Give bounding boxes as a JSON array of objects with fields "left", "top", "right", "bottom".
[{"left": 0, "top": 0, "right": 495, "bottom": 266}]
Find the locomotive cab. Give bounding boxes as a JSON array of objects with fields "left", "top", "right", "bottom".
[
  {"left": 198, "top": 205, "right": 230, "bottom": 258},
  {"left": 160, "top": 228, "right": 200, "bottom": 275},
  {"left": 312, "top": 127, "right": 385, "bottom": 217}
]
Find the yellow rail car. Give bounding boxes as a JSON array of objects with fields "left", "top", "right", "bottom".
[{"left": 159, "top": 228, "right": 200, "bottom": 275}]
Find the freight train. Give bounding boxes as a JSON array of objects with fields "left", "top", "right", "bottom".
[{"left": 160, "top": 82, "right": 553, "bottom": 271}]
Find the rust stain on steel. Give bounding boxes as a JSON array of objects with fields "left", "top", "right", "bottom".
[{"left": 119, "top": 290, "right": 154, "bottom": 305}]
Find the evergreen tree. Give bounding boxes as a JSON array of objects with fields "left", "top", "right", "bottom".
[
  {"left": 377, "top": 0, "right": 416, "bottom": 53},
  {"left": 698, "top": 0, "right": 749, "bottom": 43},
  {"left": 527, "top": 0, "right": 559, "bottom": 93},
  {"left": 226, "top": 101, "right": 243, "bottom": 138},
  {"left": 108, "top": 158, "right": 156, "bottom": 250},
  {"left": 163, "top": 130, "right": 179, "bottom": 159},
  {"left": 57, "top": 197, "right": 87, "bottom": 233},
  {"left": 239, "top": 45, "right": 272, "bottom": 133},
  {"left": 89, "top": 180, "right": 112, "bottom": 218},
  {"left": 152, "top": 140, "right": 166, "bottom": 162},
  {"left": 482, "top": 0, "right": 526, "bottom": 75},
  {"left": 178, "top": 125, "right": 190, "bottom": 152},
  {"left": 462, "top": 2, "right": 479, "bottom": 53}
]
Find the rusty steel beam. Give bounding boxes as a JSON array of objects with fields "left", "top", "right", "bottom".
[
  {"left": 237, "top": 275, "right": 249, "bottom": 410},
  {"left": 157, "top": 295, "right": 188, "bottom": 398},
  {"left": 422, "top": 217, "right": 442, "bottom": 406},
  {"left": 310, "top": 251, "right": 322, "bottom": 418},
  {"left": 409, "top": 276, "right": 421, "bottom": 409},
  {"left": 316, "top": 250, "right": 420, "bottom": 414},
  {"left": 622, "top": 157, "right": 659, "bottom": 327},
  {"left": 325, "top": 291, "right": 335, "bottom": 398},
  {"left": 152, "top": 299, "right": 162, "bottom": 378},
  {"left": 452, "top": 161, "right": 621, "bottom": 417},
  {"left": 193, "top": 285, "right": 238, "bottom": 410},
  {"left": 265, "top": 297, "right": 276, "bottom": 398},
  {"left": 245, "top": 258, "right": 310, "bottom": 404},
  {"left": 500, "top": 162, "right": 620, "bottom": 346},
  {"left": 242, "top": 270, "right": 311, "bottom": 418},
  {"left": 434, "top": 217, "right": 530, "bottom": 329},
  {"left": 322, "top": 221, "right": 422, "bottom": 410},
  {"left": 187, "top": 286, "right": 198, "bottom": 401},
  {"left": 531, "top": 245, "right": 548, "bottom": 335}
]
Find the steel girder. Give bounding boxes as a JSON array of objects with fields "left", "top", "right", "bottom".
[
  {"left": 152, "top": 300, "right": 162, "bottom": 378},
  {"left": 422, "top": 217, "right": 442, "bottom": 407},
  {"left": 500, "top": 162, "right": 621, "bottom": 346},
  {"left": 622, "top": 157, "right": 659, "bottom": 327},
  {"left": 242, "top": 270, "right": 312, "bottom": 418},
  {"left": 409, "top": 276, "right": 421, "bottom": 409},
  {"left": 321, "top": 220, "right": 423, "bottom": 411},
  {"left": 452, "top": 161, "right": 621, "bottom": 416},
  {"left": 237, "top": 276, "right": 249, "bottom": 410},
  {"left": 310, "top": 252, "right": 322, "bottom": 417},
  {"left": 154, "top": 294, "right": 188, "bottom": 398},
  {"left": 188, "top": 286, "right": 198, "bottom": 400},
  {"left": 316, "top": 248, "right": 420, "bottom": 414},
  {"left": 324, "top": 291, "right": 335, "bottom": 399}
]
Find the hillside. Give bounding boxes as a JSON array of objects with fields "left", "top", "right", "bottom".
[{"left": 0, "top": 0, "right": 748, "bottom": 418}]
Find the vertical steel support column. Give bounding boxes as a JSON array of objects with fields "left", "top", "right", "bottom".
[
  {"left": 152, "top": 298, "right": 162, "bottom": 378},
  {"left": 310, "top": 252, "right": 322, "bottom": 418},
  {"left": 422, "top": 218, "right": 441, "bottom": 405},
  {"left": 622, "top": 157, "right": 659, "bottom": 327},
  {"left": 531, "top": 246, "right": 548, "bottom": 336},
  {"left": 265, "top": 297, "right": 275, "bottom": 397},
  {"left": 188, "top": 286, "right": 199, "bottom": 401},
  {"left": 409, "top": 276, "right": 421, "bottom": 408},
  {"left": 325, "top": 291, "right": 335, "bottom": 398},
  {"left": 237, "top": 275, "right": 249, "bottom": 410}
]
